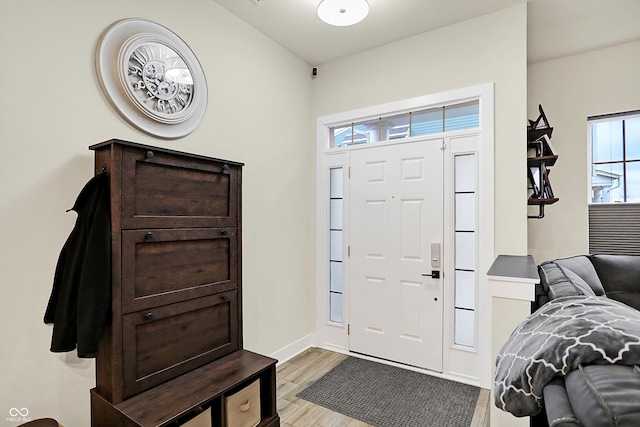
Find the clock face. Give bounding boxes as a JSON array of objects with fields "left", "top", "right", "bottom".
[
  {"left": 123, "top": 41, "right": 195, "bottom": 123},
  {"left": 96, "top": 19, "right": 207, "bottom": 139}
]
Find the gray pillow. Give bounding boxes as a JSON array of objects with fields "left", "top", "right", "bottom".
[
  {"left": 539, "top": 262, "right": 585, "bottom": 300},
  {"left": 554, "top": 256, "right": 606, "bottom": 296},
  {"left": 558, "top": 265, "right": 596, "bottom": 296}
]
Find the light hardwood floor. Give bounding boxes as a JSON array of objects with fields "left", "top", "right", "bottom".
[{"left": 276, "top": 347, "right": 490, "bottom": 427}]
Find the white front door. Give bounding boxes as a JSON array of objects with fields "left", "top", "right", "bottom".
[{"left": 349, "top": 139, "right": 444, "bottom": 371}]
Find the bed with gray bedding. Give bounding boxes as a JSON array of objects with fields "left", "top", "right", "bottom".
[{"left": 493, "top": 255, "right": 640, "bottom": 427}]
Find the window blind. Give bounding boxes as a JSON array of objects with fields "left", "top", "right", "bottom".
[{"left": 588, "top": 203, "right": 640, "bottom": 254}]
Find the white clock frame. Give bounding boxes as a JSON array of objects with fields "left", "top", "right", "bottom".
[{"left": 96, "top": 18, "right": 208, "bottom": 139}]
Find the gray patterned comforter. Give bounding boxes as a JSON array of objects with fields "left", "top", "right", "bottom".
[{"left": 494, "top": 295, "right": 640, "bottom": 417}]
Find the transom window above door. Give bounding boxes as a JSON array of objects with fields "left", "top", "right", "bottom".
[{"left": 330, "top": 100, "right": 479, "bottom": 148}]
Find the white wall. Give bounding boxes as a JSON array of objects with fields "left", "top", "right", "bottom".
[
  {"left": 527, "top": 40, "right": 640, "bottom": 262},
  {"left": 0, "top": 1, "right": 314, "bottom": 426},
  {"left": 311, "top": 4, "right": 528, "bottom": 257}
]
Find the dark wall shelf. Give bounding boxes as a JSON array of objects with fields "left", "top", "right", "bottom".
[
  {"left": 527, "top": 105, "right": 559, "bottom": 219},
  {"left": 528, "top": 197, "right": 559, "bottom": 205},
  {"left": 527, "top": 155, "right": 558, "bottom": 167}
]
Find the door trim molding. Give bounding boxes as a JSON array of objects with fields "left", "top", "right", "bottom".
[{"left": 315, "top": 82, "right": 494, "bottom": 388}]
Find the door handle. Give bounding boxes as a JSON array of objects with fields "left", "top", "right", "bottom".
[{"left": 422, "top": 271, "right": 440, "bottom": 279}]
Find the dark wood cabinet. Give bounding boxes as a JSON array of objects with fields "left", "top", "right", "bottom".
[{"left": 89, "top": 139, "right": 279, "bottom": 427}]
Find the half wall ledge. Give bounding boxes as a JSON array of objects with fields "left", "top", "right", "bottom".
[
  {"left": 488, "top": 255, "right": 539, "bottom": 301},
  {"left": 488, "top": 254, "right": 540, "bottom": 427}
]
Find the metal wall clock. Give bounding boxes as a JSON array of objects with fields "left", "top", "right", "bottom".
[{"left": 96, "top": 18, "right": 208, "bottom": 139}]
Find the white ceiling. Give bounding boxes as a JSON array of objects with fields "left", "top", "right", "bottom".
[{"left": 213, "top": 0, "right": 640, "bottom": 66}]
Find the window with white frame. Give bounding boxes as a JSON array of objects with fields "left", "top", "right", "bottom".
[
  {"left": 589, "top": 111, "right": 640, "bottom": 203},
  {"left": 588, "top": 110, "right": 640, "bottom": 255}
]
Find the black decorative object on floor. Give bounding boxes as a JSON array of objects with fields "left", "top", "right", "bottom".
[{"left": 297, "top": 356, "right": 480, "bottom": 427}]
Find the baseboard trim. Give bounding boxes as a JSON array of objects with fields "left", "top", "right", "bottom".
[{"left": 269, "top": 334, "right": 316, "bottom": 365}]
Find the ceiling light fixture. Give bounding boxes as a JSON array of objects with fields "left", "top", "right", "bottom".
[{"left": 317, "top": 0, "right": 370, "bottom": 27}]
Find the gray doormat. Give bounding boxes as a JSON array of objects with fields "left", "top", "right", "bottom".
[{"left": 297, "top": 356, "right": 480, "bottom": 427}]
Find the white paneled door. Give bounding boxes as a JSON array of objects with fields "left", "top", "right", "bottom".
[{"left": 349, "top": 140, "right": 444, "bottom": 372}]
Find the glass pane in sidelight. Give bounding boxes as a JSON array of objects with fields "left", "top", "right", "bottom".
[
  {"left": 330, "top": 230, "right": 343, "bottom": 261},
  {"left": 454, "top": 308, "right": 475, "bottom": 347},
  {"left": 455, "top": 232, "right": 475, "bottom": 271},
  {"left": 455, "top": 193, "right": 476, "bottom": 232},
  {"left": 455, "top": 270, "right": 475, "bottom": 310},
  {"left": 330, "top": 261, "right": 343, "bottom": 293},
  {"left": 454, "top": 154, "right": 476, "bottom": 193},
  {"left": 330, "top": 168, "right": 343, "bottom": 198},
  {"left": 330, "top": 199, "right": 343, "bottom": 230},
  {"left": 330, "top": 292, "right": 343, "bottom": 323}
]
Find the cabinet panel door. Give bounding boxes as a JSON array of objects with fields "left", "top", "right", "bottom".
[
  {"left": 122, "top": 291, "right": 239, "bottom": 399},
  {"left": 121, "top": 146, "right": 240, "bottom": 229},
  {"left": 122, "top": 228, "right": 239, "bottom": 313}
]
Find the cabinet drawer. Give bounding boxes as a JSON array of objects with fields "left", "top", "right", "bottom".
[
  {"left": 122, "top": 228, "right": 238, "bottom": 313},
  {"left": 122, "top": 291, "right": 239, "bottom": 399},
  {"left": 225, "top": 379, "right": 261, "bottom": 427},
  {"left": 121, "top": 145, "right": 240, "bottom": 229}
]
